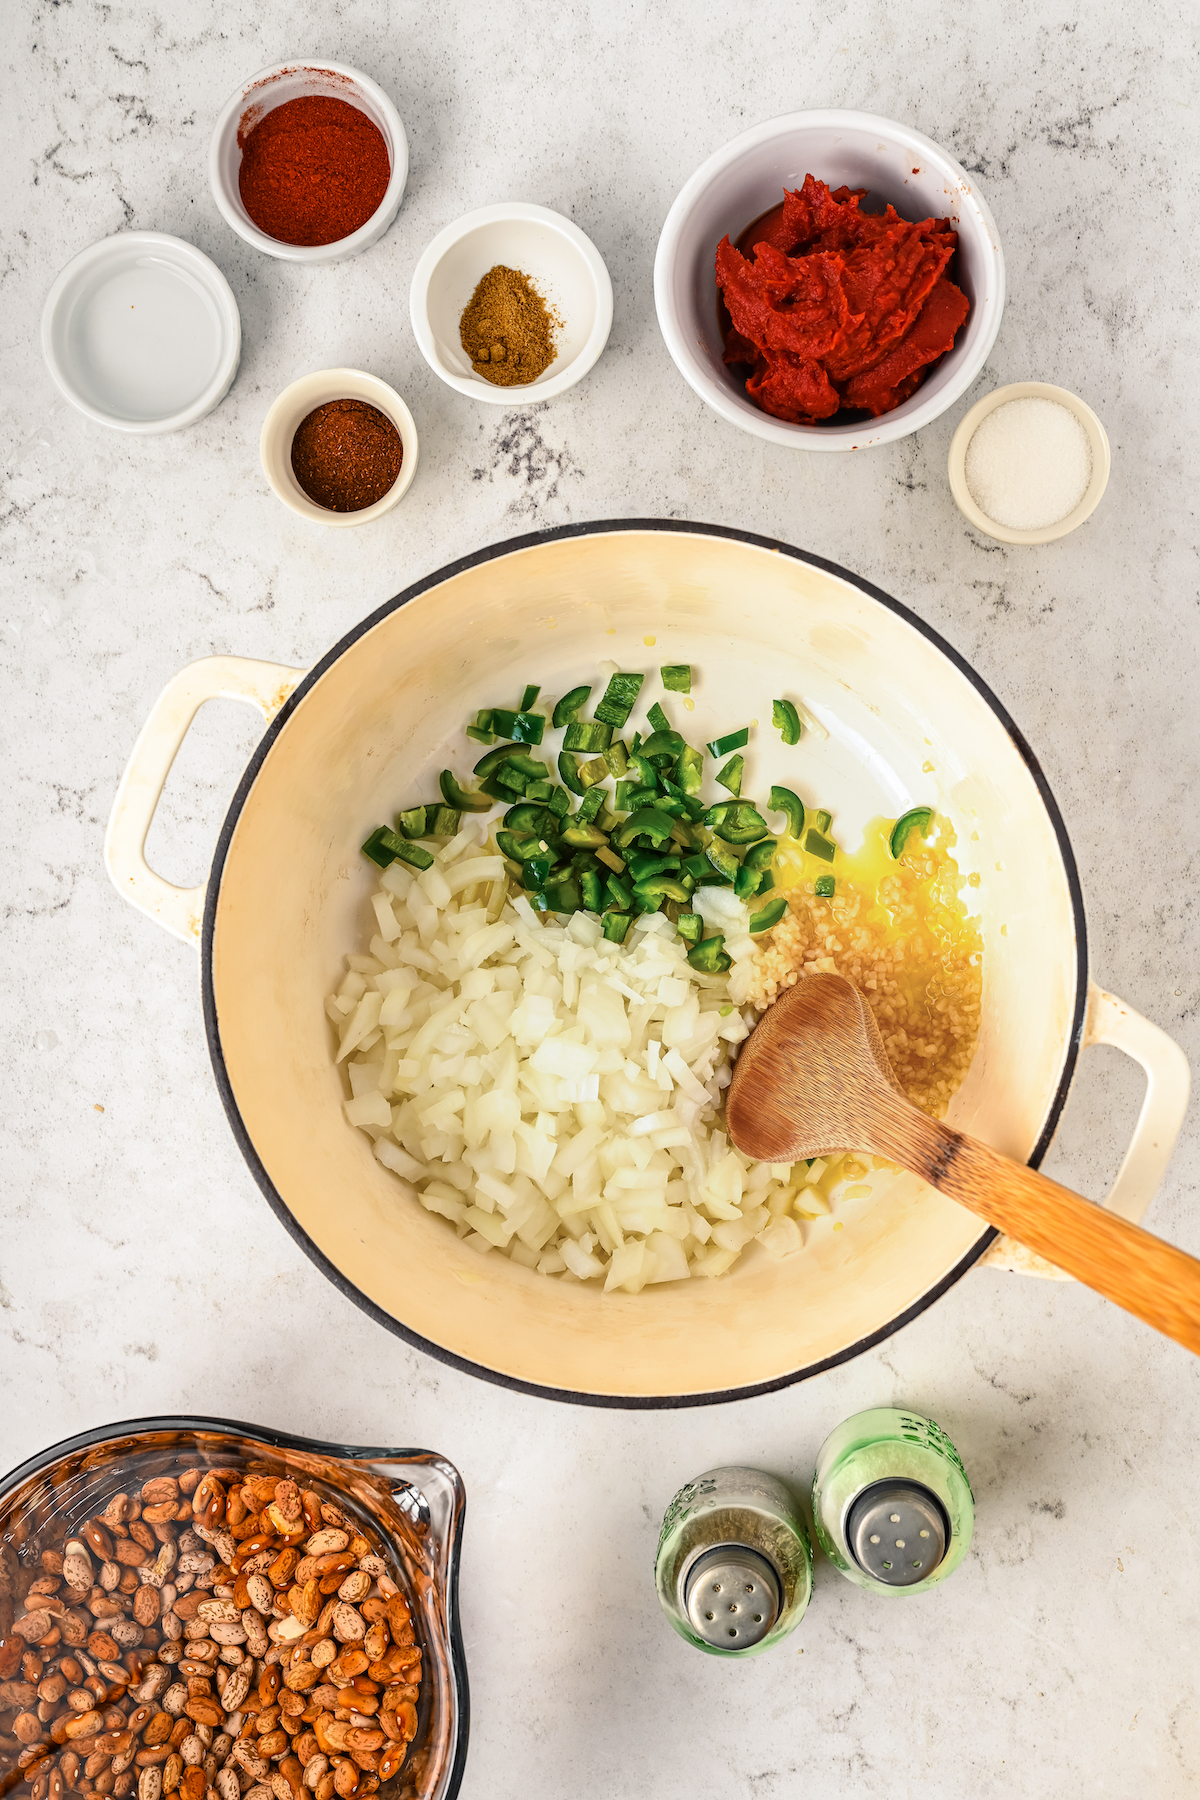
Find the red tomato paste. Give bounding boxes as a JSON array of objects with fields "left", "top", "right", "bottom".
[{"left": 716, "top": 175, "right": 970, "bottom": 423}]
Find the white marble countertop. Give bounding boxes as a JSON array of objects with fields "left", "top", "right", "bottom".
[{"left": 4, "top": 2, "right": 1200, "bottom": 1793}]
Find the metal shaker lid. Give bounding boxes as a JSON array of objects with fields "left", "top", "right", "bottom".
[
  {"left": 845, "top": 1479, "right": 950, "bottom": 1586},
  {"left": 683, "top": 1544, "right": 781, "bottom": 1649}
]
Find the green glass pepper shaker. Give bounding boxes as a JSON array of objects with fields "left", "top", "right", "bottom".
[
  {"left": 655, "top": 1465, "right": 813, "bottom": 1656},
  {"left": 811, "top": 1407, "right": 974, "bottom": 1595}
]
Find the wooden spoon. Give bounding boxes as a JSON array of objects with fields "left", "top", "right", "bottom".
[{"left": 726, "top": 972, "right": 1200, "bottom": 1355}]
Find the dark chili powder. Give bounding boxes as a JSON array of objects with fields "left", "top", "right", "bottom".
[
  {"left": 238, "top": 95, "right": 391, "bottom": 246},
  {"left": 291, "top": 400, "right": 403, "bottom": 513}
]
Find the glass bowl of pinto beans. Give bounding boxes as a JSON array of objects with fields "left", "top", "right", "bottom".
[{"left": 0, "top": 1419, "right": 468, "bottom": 1800}]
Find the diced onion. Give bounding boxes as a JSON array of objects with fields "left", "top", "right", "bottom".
[{"left": 330, "top": 833, "right": 873, "bottom": 1287}]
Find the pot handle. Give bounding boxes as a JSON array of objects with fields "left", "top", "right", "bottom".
[
  {"left": 981, "top": 980, "right": 1191, "bottom": 1279},
  {"left": 105, "top": 655, "right": 308, "bottom": 946}
]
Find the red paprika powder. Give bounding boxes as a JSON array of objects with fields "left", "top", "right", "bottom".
[{"left": 238, "top": 95, "right": 391, "bottom": 247}]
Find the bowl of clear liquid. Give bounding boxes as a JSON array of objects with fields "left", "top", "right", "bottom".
[{"left": 41, "top": 231, "right": 241, "bottom": 434}]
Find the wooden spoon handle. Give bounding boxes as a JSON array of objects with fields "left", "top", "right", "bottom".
[{"left": 912, "top": 1118, "right": 1200, "bottom": 1354}]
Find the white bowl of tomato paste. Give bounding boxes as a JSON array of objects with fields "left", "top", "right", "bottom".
[{"left": 654, "top": 110, "right": 1005, "bottom": 452}]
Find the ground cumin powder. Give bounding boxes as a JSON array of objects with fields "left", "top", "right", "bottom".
[{"left": 460, "top": 265, "right": 559, "bottom": 386}]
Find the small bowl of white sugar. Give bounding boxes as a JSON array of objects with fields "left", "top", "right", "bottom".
[{"left": 948, "top": 381, "right": 1110, "bottom": 545}]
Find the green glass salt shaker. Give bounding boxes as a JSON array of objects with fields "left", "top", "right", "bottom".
[
  {"left": 655, "top": 1465, "right": 813, "bottom": 1656},
  {"left": 812, "top": 1408, "right": 974, "bottom": 1594}
]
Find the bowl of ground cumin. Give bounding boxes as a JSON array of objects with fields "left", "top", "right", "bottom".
[{"left": 410, "top": 203, "right": 613, "bottom": 402}]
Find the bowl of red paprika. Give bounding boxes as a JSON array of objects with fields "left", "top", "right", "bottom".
[
  {"left": 654, "top": 110, "right": 1005, "bottom": 452},
  {"left": 209, "top": 61, "right": 408, "bottom": 264}
]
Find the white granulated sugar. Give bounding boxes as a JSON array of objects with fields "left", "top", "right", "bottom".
[{"left": 964, "top": 397, "right": 1093, "bottom": 531}]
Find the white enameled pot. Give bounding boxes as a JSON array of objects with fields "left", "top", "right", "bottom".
[{"left": 104, "top": 524, "right": 1189, "bottom": 1404}]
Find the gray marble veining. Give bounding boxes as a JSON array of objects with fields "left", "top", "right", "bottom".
[{"left": 3, "top": 2, "right": 1199, "bottom": 1793}]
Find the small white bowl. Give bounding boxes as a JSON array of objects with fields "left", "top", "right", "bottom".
[
  {"left": 41, "top": 231, "right": 241, "bottom": 434},
  {"left": 209, "top": 61, "right": 408, "bottom": 264},
  {"left": 260, "top": 368, "right": 419, "bottom": 527},
  {"left": 654, "top": 109, "right": 1005, "bottom": 453},
  {"left": 947, "top": 381, "right": 1111, "bottom": 545},
  {"left": 409, "top": 203, "right": 613, "bottom": 404}
]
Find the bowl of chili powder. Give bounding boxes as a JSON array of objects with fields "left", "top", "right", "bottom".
[
  {"left": 210, "top": 61, "right": 408, "bottom": 263},
  {"left": 260, "top": 368, "right": 419, "bottom": 526},
  {"left": 654, "top": 110, "right": 1005, "bottom": 452}
]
